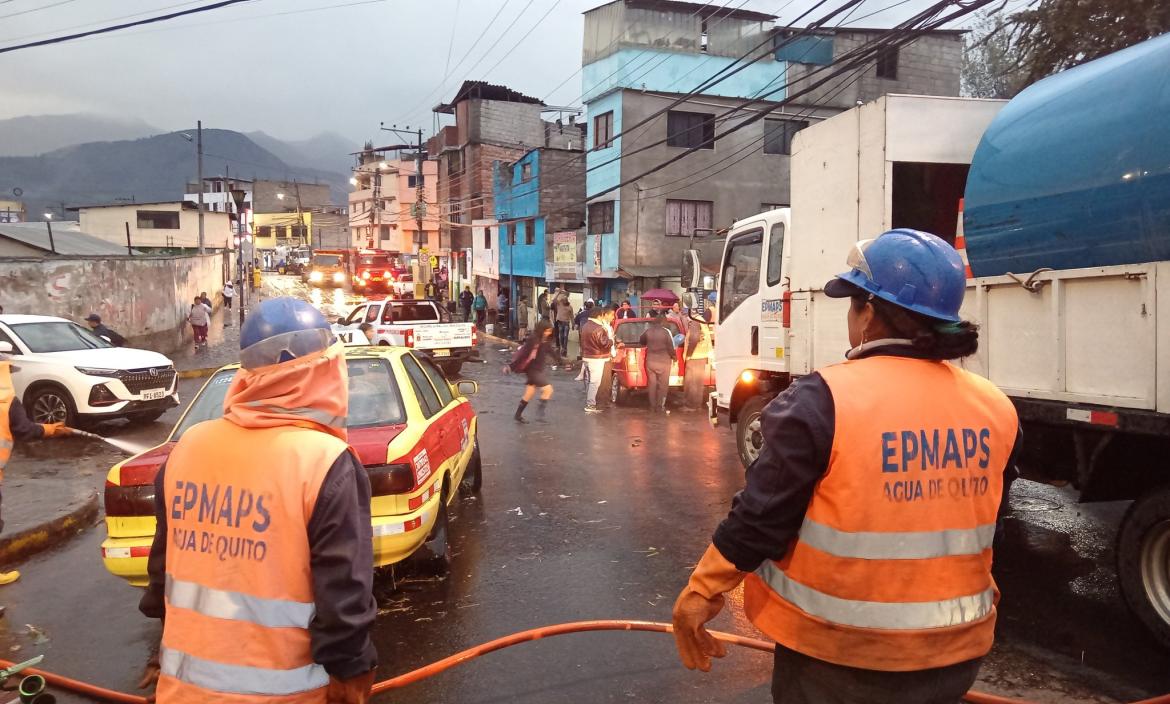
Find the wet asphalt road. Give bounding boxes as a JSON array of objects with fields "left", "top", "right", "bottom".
[{"left": 0, "top": 280, "right": 1167, "bottom": 703}]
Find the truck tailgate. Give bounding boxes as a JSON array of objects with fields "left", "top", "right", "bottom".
[{"left": 409, "top": 323, "right": 474, "bottom": 350}]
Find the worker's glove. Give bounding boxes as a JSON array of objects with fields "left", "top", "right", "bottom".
[
  {"left": 136, "top": 652, "right": 161, "bottom": 702},
  {"left": 672, "top": 544, "right": 746, "bottom": 673},
  {"left": 40, "top": 422, "right": 72, "bottom": 438},
  {"left": 326, "top": 669, "right": 376, "bottom": 704}
]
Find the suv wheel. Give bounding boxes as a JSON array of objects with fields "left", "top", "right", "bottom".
[{"left": 26, "top": 385, "right": 77, "bottom": 426}]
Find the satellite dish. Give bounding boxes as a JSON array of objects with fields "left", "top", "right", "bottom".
[{"left": 12, "top": 188, "right": 22, "bottom": 197}]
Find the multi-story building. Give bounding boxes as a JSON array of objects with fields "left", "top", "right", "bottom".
[
  {"left": 493, "top": 146, "right": 586, "bottom": 317},
  {"left": 348, "top": 146, "right": 440, "bottom": 257},
  {"left": 428, "top": 81, "right": 548, "bottom": 284},
  {"left": 580, "top": 0, "right": 963, "bottom": 300},
  {"left": 73, "top": 201, "right": 233, "bottom": 251}
]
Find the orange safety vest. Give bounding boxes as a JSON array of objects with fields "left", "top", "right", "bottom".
[
  {"left": 156, "top": 418, "right": 350, "bottom": 703},
  {"left": 0, "top": 363, "right": 14, "bottom": 480},
  {"left": 744, "top": 355, "right": 1018, "bottom": 672}
]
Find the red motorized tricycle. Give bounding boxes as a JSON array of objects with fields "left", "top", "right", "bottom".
[{"left": 608, "top": 317, "right": 714, "bottom": 405}]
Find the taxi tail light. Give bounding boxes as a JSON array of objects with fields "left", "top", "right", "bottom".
[
  {"left": 403, "top": 328, "right": 414, "bottom": 348},
  {"left": 471, "top": 327, "right": 478, "bottom": 346},
  {"left": 367, "top": 463, "right": 416, "bottom": 496},
  {"left": 105, "top": 484, "right": 156, "bottom": 517}
]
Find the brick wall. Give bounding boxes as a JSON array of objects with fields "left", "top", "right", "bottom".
[
  {"left": 469, "top": 100, "right": 546, "bottom": 146},
  {"left": 538, "top": 149, "right": 586, "bottom": 233}
]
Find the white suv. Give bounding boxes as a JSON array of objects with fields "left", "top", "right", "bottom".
[{"left": 0, "top": 315, "right": 179, "bottom": 426}]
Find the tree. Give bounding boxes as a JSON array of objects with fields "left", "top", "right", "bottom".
[
  {"left": 1010, "top": 0, "right": 1170, "bottom": 83},
  {"left": 961, "top": 10, "right": 1029, "bottom": 98}
]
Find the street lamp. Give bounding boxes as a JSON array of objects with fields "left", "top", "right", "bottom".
[
  {"left": 42, "top": 213, "right": 56, "bottom": 254},
  {"left": 179, "top": 121, "right": 205, "bottom": 254}
]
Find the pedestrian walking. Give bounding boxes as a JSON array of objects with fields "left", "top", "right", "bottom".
[
  {"left": 683, "top": 310, "right": 712, "bottom": 410},
  {"left": 473, "top": 290, "right": 488, "bottom": 329},
  {"left": 554, "top": 291, "right": 573, "bottom": 357},
  {"left": 138, "top": 298, "right": 377, "bottom": 703},
  {"left": 84, "top": 313, "right": 126, "bottom": 347},
  {"left": 187, "top": 295, "right": 210, "bottom": 349},
  {"left": 537, "top": 290, "right": 550, "bottom": 322},
  {"left": 572, "top": 298, "right": 595, "bottom": 383},
  {"left": 672, "top": 230, "right": 1020, "bottom": 704},
  {"left": 579, "top": 306, "right": 613, "bottom": 414},
  {"left": 516, "top": 296, "right": 531, "bottom": 341},
  {"left": 0, "top": 349, "right": 75, "bottom": 606},
  {"left": 639, "top": 311, "right": 676, "bottom": 415},
  {"left": 223, "top": 281, "right": 235, "bottom": 310},
  {"left": 510, "top": 321, "right": 556, "bottom": 424},
  {"left": 199, "top": 291, "right": 212, "bottom": 309},
  {"left": 497, "top": 290, "right": 509, "bottom": 335},
  {"left": 460, "top": 286, "right": 474, "bottom": 322}
]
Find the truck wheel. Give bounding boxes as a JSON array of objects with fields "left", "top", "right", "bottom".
[
  {"left": 1117, "top": 486, "right": 1170, "bottom": 648},
  {"left": 610, "top": 376, "right": 629, "bottom": 406},
  {"left": 736, "top": 396, "right": 767, "bottom": 468}
]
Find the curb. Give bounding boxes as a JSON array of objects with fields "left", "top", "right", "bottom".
[
  {"left": 478, "top": 332, "right": 520, "bottom": 349},
  {"left": 0, "top": 491, "right": 100, "bottom": 566},
  {"left": 177, "top": 367, "right": 221, "bottom": 379}
]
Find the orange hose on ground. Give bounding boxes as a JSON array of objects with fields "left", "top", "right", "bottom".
[{"left": 1, "top": 620, "right": 1168, "bottom": 704}]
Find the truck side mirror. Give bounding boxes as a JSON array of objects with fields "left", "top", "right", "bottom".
[{"left": 682, "top": 250, "right": 702, "bottom": 289}]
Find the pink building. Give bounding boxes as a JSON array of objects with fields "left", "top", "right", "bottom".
[{"left": 349, "top": 148, "right": 440, "bottom": 256}]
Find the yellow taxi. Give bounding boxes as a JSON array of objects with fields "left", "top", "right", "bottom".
[{"left": 101, "top": 346, "right": 482, "bottom": 586}]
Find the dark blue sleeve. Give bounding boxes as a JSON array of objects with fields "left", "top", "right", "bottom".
[
  {"left": 307, "top": 451, "right": 377, "bottom": 679},
  {"left": 712, "top": 373, "right": 835, "bottom": 572},
  {"left": 138, "top": 462, "right": 168, "bottom": 620},
  {"left": 8, "top": 399, "right": 45, "bottom": 442}
]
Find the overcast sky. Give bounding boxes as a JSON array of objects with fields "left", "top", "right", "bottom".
[{"left": 0, "top": 0, "right": 980, "bottom": 143}]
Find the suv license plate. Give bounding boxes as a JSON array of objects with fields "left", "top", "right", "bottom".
[
  {"left": 432, "top": 349, "right": 451, "bottom": 357},
  {"left": 142, "top": 388, "right": 166, "bottom": 401}
]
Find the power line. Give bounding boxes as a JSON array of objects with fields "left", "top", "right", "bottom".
[
  {"left": 0, "top": 0, "right": 257, "bottom": 54},
  {"left": 443, "top": 0, "right": 461, "bottom": 77},
  {"left": 0, "top": 0, "right": 78, "bottom": 21},
  {"left": 0, "top": 0, "right": 241, "bottom": 44}
]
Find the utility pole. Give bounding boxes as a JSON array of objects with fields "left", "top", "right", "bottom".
[
  {"left": 125, "top": 221, "right": 132, "bottom": 255},
  {"left": 43, "top": 214, "right": 56, "bottom": 254},
  {"left": 293, "top": 180, "right": 305, "bottom": 249},
  {"left": 196, "top": 120, "right": 205, "bottom": 254},
  {"left": 415, "top": 128, "right": 428, "bottom": 291}
]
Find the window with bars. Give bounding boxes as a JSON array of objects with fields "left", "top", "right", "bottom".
[
  {"left": 588, "top": 201, "right": 615, "bottom": 235},
  {"left": 408, "top": 175, "right": 425, "bottom": 188},
  {"left": 665, "top": 199, "right": 713, "bottom": 238},
  {"left": 876, "top": 47, "right": 899, "bottom": 79},
  {"left": 667, "top": 110, "right": 715, "bottom": 149},
  {"left": 763, "top": 119, "right": 808, "bottom": 155},
  {"left": 593, "top": 111, "right": 614, "bottom": 149}
]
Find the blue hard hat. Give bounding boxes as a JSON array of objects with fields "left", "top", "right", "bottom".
[
  {"left": 239, "top": 297, "right": 334, "bottom": 369},
  {"left": 823, "top": 229, "right": 966, "bottom": 322}
]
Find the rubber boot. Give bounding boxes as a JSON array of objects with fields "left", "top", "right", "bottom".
[
  {"left": 0, "top": 570, "right": 20, "bottom": 585},
  {"left": 514, "top": 400, "right": 529, "bottom": 424},
  {"left": 537, "top": 399, "right": 548, "bottom": 422}
]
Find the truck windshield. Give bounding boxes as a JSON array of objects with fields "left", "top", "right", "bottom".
[
  {"left": 720, "top": 229, "right": 763, "bottom": 321},
  {"left": 358, "top": 255, "right": 393, "bottom": 268},
  {"left": 312, "top": 255, "right": 341, "bottom": 267}
]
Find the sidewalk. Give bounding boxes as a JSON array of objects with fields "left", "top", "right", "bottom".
[{"left": 170, "top": 307, "right": 242, "bottom": 376}]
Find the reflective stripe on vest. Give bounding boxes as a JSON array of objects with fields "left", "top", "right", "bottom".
[
  {"left": 798, "top": 517, "right": 996, "bottom": 560},
  {"left": 243, "top": 402, "right": 346, "bottom": 429},
  {"left": 166, "top": 575, "right": 315, "bottom": 629},
  {"left": 0, "top": 363, "right": 16, "bottom": 478},
  {"left": 755, "top": 561, "right": 995, "bottom": 630},
  {"left": 160, "top": 646, "right": 329, "bottom": 696}
]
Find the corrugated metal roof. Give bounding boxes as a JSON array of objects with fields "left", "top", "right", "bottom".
[
  {"left": 0, "top": 222, "right": 130, "bottom": 256},
  {"left": 435, "top": 81, "right": 544, "bottom": 114}
]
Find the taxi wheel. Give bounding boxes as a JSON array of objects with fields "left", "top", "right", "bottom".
[
  {"left": 415, "top": 495, "right": 450, "bottom": 576},
  {"left": 460, "top": 442, "right": 483, "bottom": 495}
]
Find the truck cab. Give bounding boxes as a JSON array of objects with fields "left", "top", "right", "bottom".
[{"left": 307, "top": 250, "right": 348, "bottom": 288}]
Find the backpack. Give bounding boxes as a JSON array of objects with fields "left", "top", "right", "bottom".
[{"left": 508, "top": 343, "right": 539, "bottom": 373}]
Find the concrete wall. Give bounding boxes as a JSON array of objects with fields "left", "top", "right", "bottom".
[
  {"left": 582, "top": 48, "right": 788, "bottom": 103},
  {"left": 615, "top": 91, "right": 807, "bottom": 270},
  {"left": 79, "top": 204, "right": 233, "bottom": 250},
  {"left": 467, "top": 100, "right": 546, "bottom": 147},
  {"left": 786, "top": 32, "right": 963, "bottom": 108},
  {"left": 0, "top": 253, "right": 225, "bottom": 352}
]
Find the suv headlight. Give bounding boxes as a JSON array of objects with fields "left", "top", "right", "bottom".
[{"left": 76, "top": 367, "right": 119, "bottom": 377}]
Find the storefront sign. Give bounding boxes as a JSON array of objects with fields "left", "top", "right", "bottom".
[{"left": 553, "top": 231, "right": 577, "bottom": 276}]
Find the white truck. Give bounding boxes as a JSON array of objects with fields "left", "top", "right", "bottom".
[
  {"left": 332, "top": 298, "right": 477, "bottom": 376},
  {"left": 704, "top": 34, "right": 1170, "bottom": 649}
]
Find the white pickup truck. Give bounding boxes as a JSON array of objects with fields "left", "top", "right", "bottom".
[{"left": 333, "top": 299, "right": 477, "bottom": 375}]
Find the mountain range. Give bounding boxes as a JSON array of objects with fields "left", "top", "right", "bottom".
[{"left": 0, "top": 114, "right": 360, "bottom": 219}]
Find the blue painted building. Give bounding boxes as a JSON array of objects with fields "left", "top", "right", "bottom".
[
  {"left": 579, "top": 1, "right": 964, "bottom": 303},
  {"left": 494, "top": 145, "right": 586, "bottom": 327}
]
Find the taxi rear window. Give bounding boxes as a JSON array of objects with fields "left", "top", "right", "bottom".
[{"left": 170, "top": 359, "right": 406, "bottom": 440}]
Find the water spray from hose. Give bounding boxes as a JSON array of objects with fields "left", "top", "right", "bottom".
[{"left": 65, "top": 429, "right": 149, "bottom": 456}]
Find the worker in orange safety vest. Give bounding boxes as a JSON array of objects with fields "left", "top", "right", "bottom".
[
  {"left": 0, "top": 351, "right": 75, "bottom": 601},
  {"left": 673, "top": 230, "right": 1022, "bottom": 704},
  {"left": 138, "top": 297, "right": 377, "bottom": 703}
]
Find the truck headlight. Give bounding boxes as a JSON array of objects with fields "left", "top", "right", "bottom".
[
  {"left": 333, "top": 272, "right": 345, "bottom": 283},
  {"left": 309, "top": 271, "right": 323, "bottom": 282}
]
